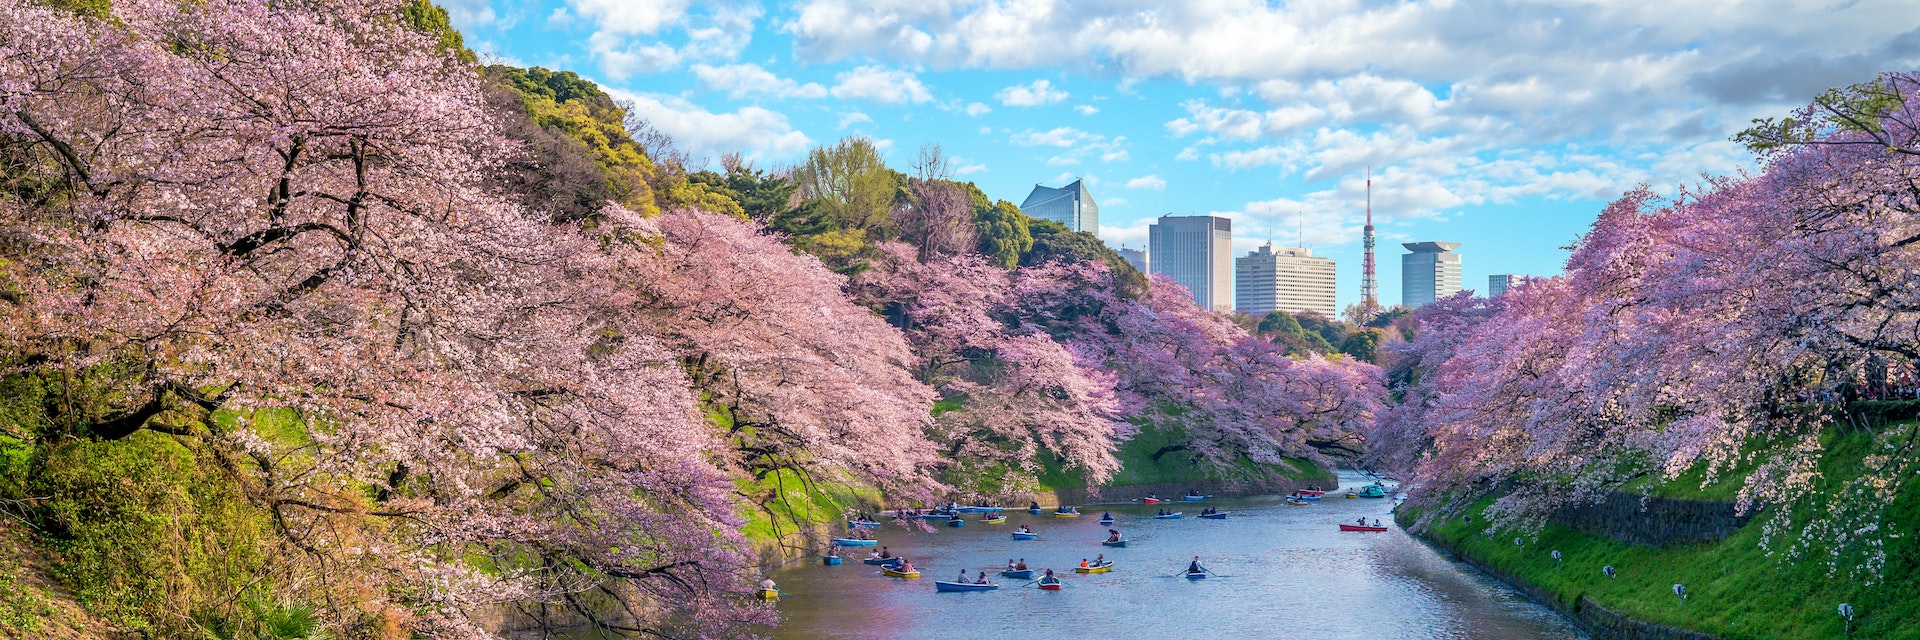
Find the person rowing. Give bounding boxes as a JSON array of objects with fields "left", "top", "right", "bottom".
[
  {"left": 879, "top": 546, "right": 892, "bottom": 559},
  {"left": 1106, "top": 529, "right": 1122, "bottom": 543},
  {"left": 1016, "top": 524, "right": 1033, "bottom": 534},
  {"left": 1094, "top": 553, "right": 1105, "bottom": 565},
  {"left": 1188, "top": 556, "right": 1205, "bottom": 574},
  {"left": 897, "top": 559, "right": 914, "bottom": 573},
  {"left": 1101, "top": 511, "right": 1113, "bottom": 520},
  {"left": 1029, "top": 501, "right": 1041, "bottom": 510},
  {"left": 1188, "top": 489, "right": 1201, "bottom": 497},
  {"left": 1355, "top": 516, "right": 1368, "bottom": 526},
  {"left": 1040, "top": 569, "right": 1060, "bottom": 585}
]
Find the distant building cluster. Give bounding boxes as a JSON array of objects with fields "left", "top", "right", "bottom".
[{"left": 1030, "top": 177, "right": 1512, "bottom": 316}]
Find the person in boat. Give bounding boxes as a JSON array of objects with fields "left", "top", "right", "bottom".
[
  {"left": 1007, "top": 558, "right": 1017, "bottom": 570},
  {"left": 1188, "top": 556, "right": 1204, "bottom": 574},
  {"left": 1094, "top": 553, "right": 1105, "bottom": 565},
  {"left": 1040, "top": 569, "right": 1059, "bottom": 585},
  {"left": 760, "top": 578, "right": 776, "bottom": 591},
  {"left": 957, "top": 569, "right": 969, "bottom": 583},
  {"left": 1106, "top": 529, "right": 1122, "bottom": 543},
  {"left": 1356, "top": 516, "right": 1368, "bottom": 526},
  {"left": 827, "top": 543, "right": 841, "bottom": 558},
  {"left": 1030, "top": 501, "right": 1041, "bottom": 510},
  {"left": 1188, "top": 489, "right": 1201, "bottom": 497},
  {"left": 1148, "top": 492, "right": 1158, "bottom": 500},
  {"left": 1016, "top": 558, "right": 1028, "bottom": 570},
  {"left": 1372, "top": 518, "right": 1383, "bottom": 527},
  {"left": 1079, "top": 558, "right": 1089, "bottom": 569},
  {"left": 897, "top": 560, "right": 914, "bottom": 573},
  {"left": 879, "top": 546, "right": 892, "bottom": 559},
  {"left": 1016, "top": 525, "right": 1033, "bottom": 534},
  {"left": 975, "top": 572, "right": 990, "bottom": 584}
]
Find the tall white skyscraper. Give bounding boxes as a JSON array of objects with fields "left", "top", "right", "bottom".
[
  {"left": 1236, "top": 243, "right": 1336, "bottom": 317},
  {"left": 1019, "top": 179, "right": 1099, "bottom": 234},
  {"left": 1489, "top": 274, "right": 1518, "bottom": 297},
  {"left": 1402, "top": 241, "right": 1463, "bottom": 307},
  {"left": 1149, "top": 215, "right": 1232, "bottom": 310}
]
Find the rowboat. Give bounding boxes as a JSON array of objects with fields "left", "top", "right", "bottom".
[
  {"left": 918, "top": 513, "right": 955, "bottom": 520},
  {"left": 1182, "top": 495, "right": 1208, "bottom": 501},
  {"left": 1039, "top": 581, "right": 1063, "bottom": 591},
  {"left": 833, "top": 538, "right": 877, "bottom": 547},
  {"left": 1186, "top": 571, "right": 1207, "bottom": 580},
  {"left": 1284, "top": 499, "right": 1309, "bottom": 507},
  {"left": 982, "top": 515, "right": 1007, "bottom": 524},
  {"left": 1102, "top": 539, "right": 1129, "bottom": 548},
  {"left": 948, "top": 519, "right": 965, "bottom": 528},
  {"left": 1011, "top": 532, "right": 1039, "bottom": 540},
  {"left": 934, "top": 581, "right": 999, "bottom": 592},
  {"left": 758, "top": 588, "right": 780, "bottom": 600},
  {"left": 1053, "top": 511, "right": 1081, "bottom": 518},
  {"left": 1097, "top": 517, "right": 1114, "bottom": 526},
  {"left": 1152, "top": 512, "right": 1183, "bottom": 519},
  {"left": 1198, "top": 512, "right": 1228, "bottom": 519},
  {"left": 1000, "top": 569, "right": 1034, "bottom": 579},
  {"left": 882, "top": 567, "right": 921, "bottom": 578},
  {"left": 1029, "top": 507, "right": 1044, "bottom": 515},
  {"left": 1344, "top": 492, "right": 1358, "bottom": 499},
  {"left": 1339, "top": 524, "right": 1389, "bottom": 532},
  {"left": 822, "top": 556, "right": 842, "bottom": 566},
  {"left": 863, "top": 557, "right": 903, "bottom": 566},
  {"left": 1298, "top": 489, "right": 1326, "bottom": 496},
  {"left": 1074, "top": 562, "right": 1113, "bottom": 574},
  {"left": 1141, "top": 497, "right": 1162, "bottom": 504},
  {"left": 848, "top": 520, "right": 881, "bottom": 529}
]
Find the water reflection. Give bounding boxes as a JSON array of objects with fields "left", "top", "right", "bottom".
[{"left": 768, "top": 473, "right": 1585, "bottom": 639}]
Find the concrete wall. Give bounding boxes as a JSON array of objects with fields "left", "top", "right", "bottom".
[{"left": 1550, "top": 492, "right": 1757, "bottom": 547}]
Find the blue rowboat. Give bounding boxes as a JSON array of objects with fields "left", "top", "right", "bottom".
[
  {"left": 833, "top": 538, "right": 877, "bottom": 547},
  {"left": 1102, "top": 539, "right": 1129, "bottom": 548},
  {"left": 934, "top": 581, "right": 999, "bottom": 592},
  {"left": 1152, "top": 512, "right": 1183, "bottom": 519},
  {"left": 1186, "top": 571, "right": 1208, "bottom": 580},
  {"left": 919, "top": 513, "right": 955, "bottom": 520},
  {"left": 1198, "top": 512, "right": 1228, "bottom": 519},
  {"left": 1097, "top": 518, "right": 1114, "bottom": 526},
  {"left": 1028, "top": 507, "right": 1044, "bottom": 514},
  {"left": 1000, "top": 569, "right": 1034, "bottom": 579},
  {"left": 1297, "top": 495, "right": 1322, "bottom": 501},
  {"left": 948, "top": 519, "right": 966, "bottom": 528},
  {"left": 822, "top": 556, "right": 842, "bottom": 566},
  {"left": 1011, "top": 532, "right": 1038, "bottom": 540},
  {"left": 1182, "top": 495, "right": 1208, "bottom": 501},
  {"left": 864, "top": 557, "right": 903, "bottom": 566},
  {"left": 848, "top": 520, "right": 881, "bottom": 528}
]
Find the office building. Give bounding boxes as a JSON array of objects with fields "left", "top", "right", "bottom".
[
  {"left": 1489, "top": 274, "right": 1517, "bottom": 297},
  {"left": 1236, "top": 243, "right": 1336, "bottom": 317},
  {"left": 1149, "top": 215, "right": 1232, "bottom": 310},
  {"left": 1019, "top": 179, "right": 1099, "bottom": 234},
  {"left": 1116, "top": 247, "right": 1149, "bottom": 274},
  {"left": 1402, "top": 241, "right": 1463, "bottom": 307}
]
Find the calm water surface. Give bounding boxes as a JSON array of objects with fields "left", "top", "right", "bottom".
[{"left": 767, "top": 472, "right": 1585, "bottom": 640}]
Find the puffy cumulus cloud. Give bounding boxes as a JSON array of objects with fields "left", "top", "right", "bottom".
[
  {"left": 1124, "top": 174, "right": 1165, "bottom": 191},
  {"left": 607, "top": 88, "right": 813, "bottom": 164},
  {"left": 439, "top": 0, "right": 496, "bottom": 29},
  {"left": 693, "top": 63, "right": 828, "bottom": 99},
  {"left": 1075, "top": 104, "right": 1098, "bottom": 115},
  {"left": 1012, "top": 127, "right": 1129, "bottom": 165},
  {"left": 569, "top": 0, "right": 688, "bottom": 36},
  {"left": 830, "top": 66, "right": 934, "bottom": 104},
  {"left": 964, "top": 102, "right": 992, "bottom": 116},
  {"left": 996, "top": 79, "right": 1069, "bottom": 106},
  {"left": 837, "top": 111, "right": 873, "bottom": 129},
  {"left": 590, "top": 33, "right": 680, "bottom": 80}
]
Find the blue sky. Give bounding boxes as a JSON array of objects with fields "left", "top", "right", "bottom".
[{"left": 447, "top": 0, "right": 1920, "bottom": 312}]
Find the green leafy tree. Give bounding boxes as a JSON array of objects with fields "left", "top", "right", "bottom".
[
  {"left": 974, "top": 199, "right": 1032, "bottom": 268},
  {"left": 795, "top": 136, "right": 900, "bottom": 233},
  {"left": 1340, "top": 329, "right": 1383, "bottom": 363}
]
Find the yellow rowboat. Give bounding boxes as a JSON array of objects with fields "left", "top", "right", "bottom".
[
  {"left": 757, "top": 589, "right": 780, "bottom": 600},
  {"left": 1073, "top": 562, "right": 1113, "bottom": 574},
  {"left": 883, "top": 568, "right": 921, "bottom": 578},
  {"left": 1053, "top": 511, "right": 1081, "bottom": 518},
  {"left": 982, "top": 516, "right": 1007, "bottom": 524}
]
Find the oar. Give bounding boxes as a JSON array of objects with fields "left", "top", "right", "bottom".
[{"left": 1204, "top": 567, "right": 1232, "bottom": 578}]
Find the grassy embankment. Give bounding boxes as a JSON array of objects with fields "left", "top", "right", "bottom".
[
  {"left": 1410, "top": 420, "right": 1920, "bottom": 640},
  {"left": 1034, "top": 418, "right": 1335, "bottom": 497}
]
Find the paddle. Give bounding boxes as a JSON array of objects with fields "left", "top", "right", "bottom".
[{"left": 1204, "top": 567, "right": 1232, "bottom": 578}]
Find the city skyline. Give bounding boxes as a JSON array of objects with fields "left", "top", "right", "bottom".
[{"left": 441, "top": 2, "right": 1920, "bottom": 311}]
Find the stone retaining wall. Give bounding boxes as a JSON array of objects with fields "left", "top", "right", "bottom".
[{"left": 1550, "top": 492, "right": 1756, "bottom": 547}]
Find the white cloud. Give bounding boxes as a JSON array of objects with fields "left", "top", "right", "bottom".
[
  {"left": 954, "top": 161, "right": 988, "bottom": 175},
  {"left": 440, "top": 0, "right": 496, "bottom": 29},
  {"left": 545, "top": 7, "right": 573, "bottom": 28},
  {"left": 590, "top": 33, "right": 680, "bottom": 79},
  {"left": 830, "top": 66, "right": 933, "bottom": 104},
  {"left": 1074, "top": 104, "right": 1099, "bottom": 116},
  {"left": 692, "top": 63, "right": 828, "bottom": 99},
  {"left": 1124, "top": 175, "right": 1165, "bottom": 191},
  {"left": 964, "top": 102, "right": 992, "bottom": 116},
  {"left": 1104, "top": 196, "right": 1129, "bottom": 207},
  {"left": 569, "top": 0, "right": 687, "bottom": 36},
  {"left": 607, "top": 88, "right": 813, "bottom": 164},
  {"left": 996, "top": 79, "right": 1069, "bottom": 106},
  {"left": 837, "top": 111, "right": 873, "bottom": 129}
]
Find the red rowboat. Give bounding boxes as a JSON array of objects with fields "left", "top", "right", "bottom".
[
  {"left": 1142, "top": 497, "right": 1162, "bottom": 504},
  {"left": 1339, "top": 524, "right": 1388, "bottom": 532},
  {"left": 1039, "top": 582, "right": 1063, "bottom": 591},
  {"left": 1298, "top": 490, "right": 1326, "bottom": 496}
]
